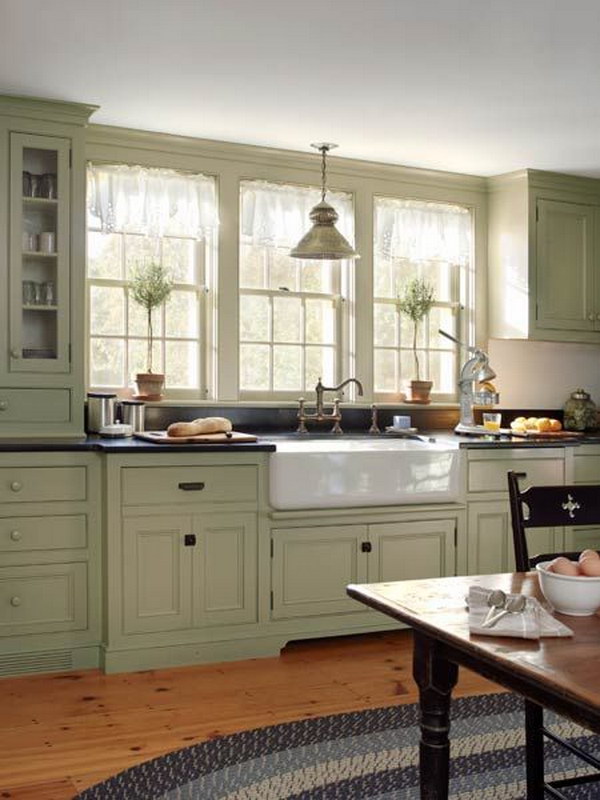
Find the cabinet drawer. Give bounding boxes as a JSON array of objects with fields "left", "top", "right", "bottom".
[
  {"left": 573, "top": 456, "right": 600, "bottom": 484},
  {"left": 0, "top": 515, "right": 87, "bottom": 552},
  {"left": 121, "top": 466, "right": 257, "bottom": 506},
  {"left": 0, "top": 467, "right": 86, "bottom": 503},
  {"left": 0, "top": 389, "right": 71, "bottom": 423},
  {"left": 468, "top": 458, "right": 564, "bottom": 493},
  {"left": 0, "top": 562, "right": 87, "bottom": 636}
]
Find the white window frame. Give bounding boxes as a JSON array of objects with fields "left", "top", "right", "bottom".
[
  {"left": 238, "top": 181, "right": 354, "bottom": 402},
  {"left": 86, "top": 224, "right": 217, "bottom": 400},
  {"left": 372, "top": 196, "right": 474, "bottom": 403}
]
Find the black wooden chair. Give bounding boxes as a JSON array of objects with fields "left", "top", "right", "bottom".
[{"left": 508, "top": 470, "right": 600, "bottom": 798}]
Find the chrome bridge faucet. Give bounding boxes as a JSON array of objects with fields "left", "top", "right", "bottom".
[{"left": 297, "top": 377, "right": 364, "bottom": 434}]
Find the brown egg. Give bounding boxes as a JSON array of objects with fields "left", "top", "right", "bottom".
[
  {"left": 579, "top": 558, "right": 600, "bottom": 577},
  {"left": 548, "top": 557, "right": 580, "bottom": 576},
  {"left": 579, "top": 549, "right": 600, "bottom": 563}
]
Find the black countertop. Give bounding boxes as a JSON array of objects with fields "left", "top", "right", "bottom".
[
  {"left": 0, "top": 431, "right": 598, "bottom": 453},
  {"left": 0, "top": 435, "right": 276, "bottom": 453}
]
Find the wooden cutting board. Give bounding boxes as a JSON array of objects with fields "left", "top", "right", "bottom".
[
  {"left": 509, "top": 430, "right": 583, "bottom": 439},
  {"left": 135, "top": 431, "right": 258, "bottom": 444}
]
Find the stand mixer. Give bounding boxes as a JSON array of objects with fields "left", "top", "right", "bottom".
[{"left": 438, "top": 330, "right": 500, "bottom": 435}]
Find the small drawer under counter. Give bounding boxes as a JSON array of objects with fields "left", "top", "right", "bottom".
[
  {"left": 0, "top": 466, "right": 87, "bottom": 503},
  {"left": 0, "top": 515, "right": 87, "bottom": 553},
  {"left": 467, "top": 449, "right": 565, "bottom": 494},
  {"left": 121, "top": 465, "right": 258, "bottom": 507},
  {"left": 0, "top": 562, "right": 88, "bottom": 637}
]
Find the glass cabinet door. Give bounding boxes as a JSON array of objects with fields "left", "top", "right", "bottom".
[{"left": 9, "top": 132, "right": 70, "bottom": 373}]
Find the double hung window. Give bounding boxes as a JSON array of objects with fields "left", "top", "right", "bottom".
[
  {"left": 86, "top": 164, "right": 218, "bottom": 396},
  {"left": 238, "top": 180, "right": 354, "bottom": 398},
  {"left": 373, "top": 197, "right": 473, "bottom": 401}
]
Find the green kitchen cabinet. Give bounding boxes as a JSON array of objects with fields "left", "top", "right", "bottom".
[
  {"left": 466, "top": 448, "right": 566, "bottom": 574},
  {"left": 0, "top": 452, "right": 101, "bottom": 676},
  {"left": 566, "top": 447, "right": 600, "bottom": 551},
  {"left": 0, "top": 95, "right": 97, "bottom": 437},
  {"left": 122, "top": 512, "right": 258, "bottom": 634},
  {"left": 271, "top": 516, "right": 457, "bottom": 621},
  {"left": 488, "top": 170, "right": 600, "bottom": 343},
  {"left": 467, "top": 500, "right": 562, "bottom": 574}
]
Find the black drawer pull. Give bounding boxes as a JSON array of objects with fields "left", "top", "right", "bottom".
[
  {"left": 184, "top": 534, "right": 197, "bottom": 547},
  {"left": 178, "top": 482, "right": 205, "bottom": 491}
]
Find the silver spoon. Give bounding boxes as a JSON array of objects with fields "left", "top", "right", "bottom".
[
  {"left": 483, "top": 590, "right": 507, "bottom": 626},
  {"left": 482, "top": 594, "right": 527, "bottom": 628}
]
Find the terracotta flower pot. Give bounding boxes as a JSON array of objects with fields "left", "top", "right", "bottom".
[
  {"left": 135, "top": 373, "right": 165, "bottom": 401},
  {"left": 408, "top": 380, "right": 433, "bottom": 404}
]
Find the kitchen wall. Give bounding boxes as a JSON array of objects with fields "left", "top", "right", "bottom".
[{"left": 488, "top": 339, "right": 600, "bottom": 409}]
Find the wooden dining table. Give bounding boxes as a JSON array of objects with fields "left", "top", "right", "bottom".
[{"left": 347, "top": 572, "right": 600, "bottom": 800}]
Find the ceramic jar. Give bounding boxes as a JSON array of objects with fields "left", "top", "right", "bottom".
[{"left": 563, "top": 388, "right": 598, "bottom": 431}]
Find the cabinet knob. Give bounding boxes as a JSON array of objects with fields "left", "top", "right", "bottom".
[
  {"left": 589, "top": 314, "right": 595, "bottom": 321},
  {"left": 9, "top": 530, "right": 21, "bottom": 541},
  {"left": 10, "top": 481, "right": 23, "bottom": 493},
  {"left": 10, "top": 348, "right": 20, "bottom": 359},
  {"left": 0, "top": 400, "right": 7, "bottom": 411},
  {"left": 596, "top": 314, "right": 600, "bottom": 321},
  {"left": 10, "top": 596, "right": 21, "bottom": 607}
]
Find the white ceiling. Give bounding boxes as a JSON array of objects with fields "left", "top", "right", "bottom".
[{"left": 2, "top": 0, "right": 600, "bottom": 177}]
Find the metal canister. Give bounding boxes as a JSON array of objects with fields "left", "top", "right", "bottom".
[
  {"left": 86, "top": 392, "right": 116, "bottom": 434},
  {"left": 118, "top": 400, "right": 145, "bottom": 432}
]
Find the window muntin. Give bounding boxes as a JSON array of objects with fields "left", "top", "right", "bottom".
[
  {"left": 86, "top": 165, "right": 217, "bottom": 396},
  {"left": 373, "top": 197, "right": 472, "bottom": 400},
  {"left": 239, "top": 180, "right": 354, "bottom": 398}
]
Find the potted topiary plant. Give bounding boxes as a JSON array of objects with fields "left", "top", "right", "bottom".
[
  {"left": 129, "top": 262, "right": 173, "bottom": 400},
  {"left": 397, "top": 277, "right": 436, "bottom": 403}
]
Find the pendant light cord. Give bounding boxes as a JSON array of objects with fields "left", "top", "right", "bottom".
[{"left": 320, "top": 146, "right": 328, "bottom": 202}]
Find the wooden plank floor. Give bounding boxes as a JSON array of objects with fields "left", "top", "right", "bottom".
[{"left": 0, "top": 631, "right": 500, "bottom": 799}]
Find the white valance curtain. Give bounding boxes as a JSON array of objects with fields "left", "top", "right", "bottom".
[
  {"left": 87, "top": 164, "right": 219, "bottom": 239},
  {"left": 375, "top": 197, "right": 471, "bottom": 264},
  {"left": 240, "top": 180, "right": 354, "bottom": 249}
]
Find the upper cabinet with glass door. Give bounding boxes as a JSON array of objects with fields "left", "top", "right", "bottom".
[{"left": 9, "top": 133, "right": 70, "bottom": 372}]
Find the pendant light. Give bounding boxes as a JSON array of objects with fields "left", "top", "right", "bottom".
[{"left": 290, "top": 143, "right": 359, "bottom": 260}]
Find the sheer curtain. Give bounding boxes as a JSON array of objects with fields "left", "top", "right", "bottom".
[
  {"left": 375, "top": 197, "right": 471, "bottom": 264},
  {"left": 240, "top": 180, "right": 354, "bottom": 247},
  {"left": 87, "top": 163, "right": 219, "bottom": 239}
]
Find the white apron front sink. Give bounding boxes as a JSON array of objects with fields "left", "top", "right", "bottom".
[{"left": 269, "top": 438, "right": 461, "bottom": 510}]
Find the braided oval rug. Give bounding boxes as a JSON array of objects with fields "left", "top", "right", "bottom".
[{"left": 77, "top": 692, "right": 599, "bottom": 799}]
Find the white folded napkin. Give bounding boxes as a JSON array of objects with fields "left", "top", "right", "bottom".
[{"left": 468, "top": 586, "right": 573, "bottom": 639}]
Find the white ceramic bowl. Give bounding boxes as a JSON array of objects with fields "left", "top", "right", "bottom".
[{"left": 536, "top": 561, "right": 600, "bottom": 616}]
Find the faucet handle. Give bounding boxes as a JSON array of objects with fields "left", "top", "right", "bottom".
[{"left": 369, "top": 404, "right": 380, "bottom": 435}]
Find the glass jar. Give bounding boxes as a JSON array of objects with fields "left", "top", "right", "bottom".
[{"left": 563, "top": 389, "right": 598, "bottom": 431}]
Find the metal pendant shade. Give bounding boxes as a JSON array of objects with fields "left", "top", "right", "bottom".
[{"left": 290, "top": 143, "right": 359, "bottom": 260}]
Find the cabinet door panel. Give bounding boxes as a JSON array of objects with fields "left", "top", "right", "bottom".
[
  {"left": 272, "top": 525, "right": 368, "bottom": 619},
  {"left": 536, "top": 199, "right": 594, "bottom": 332},
  {"left": 122, "top": 516, "right": 192, "bottom": 634},
  {"left": 368, "top": 519, "right": 455, "bottom": 583},
  {"left": 195, "top": 512, "right": 257, "bottom": 627},
  {"left": 9, "top": 132, "right": 71, "bottom": 373},
  {"left": 468, "top": 501, "right": 563, "bottom": 574}
]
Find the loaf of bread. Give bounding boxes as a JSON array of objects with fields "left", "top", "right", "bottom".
[{"left": 167, "top": 416, "right": 233, "bottom": 437}]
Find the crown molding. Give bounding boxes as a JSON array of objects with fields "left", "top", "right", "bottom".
[
  {"left": 0, "top": 93, "right": 98, "bottom": 125},
  {"left": 86, "top": 123, "right": 488, "bottom": 194}
]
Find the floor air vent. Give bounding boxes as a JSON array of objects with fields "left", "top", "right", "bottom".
[{"left": 0, "top": 650, "right": 73, "bottom": 676}]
